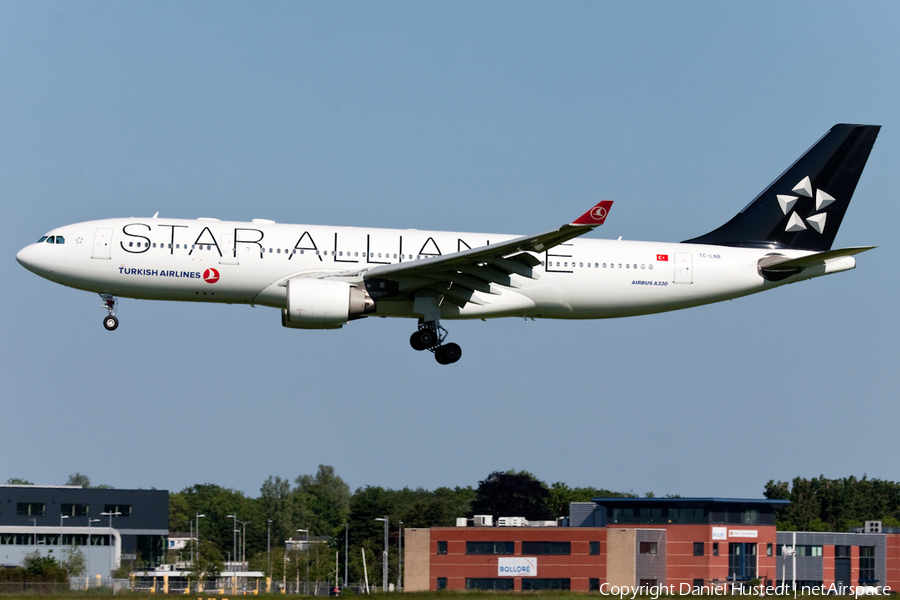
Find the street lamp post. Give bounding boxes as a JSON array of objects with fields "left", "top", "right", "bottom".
[
  {"left": 195, "top": 514, "right": 205, "bottom": 593},
  {"left": 374, "top": 517, "right": 388, "bottom": 592},
  {"left": 398, "top": 520, "right": 403, "bottom": 592},
  {"left": 226, "top": 515, "right": 237, "bottom": 572},
  {"left": 267, "top": 519, "right": 272, "bottom": 586},
  {"left": 296, "top": 529, "right": 309, "bottom": 594},
  {"left": 60, "top": 514, "right": 69, "bottom": 548},
  {"left": 344, "top": 523, "right": 348, "bottom": 590},
  {"left": 99, "top": 511, "right": 121, "bottom": 579},
  {"left": 30, "top": 517, "right": 37, "bottom": 548},
  {"left": 87, "top": 518, "right": 100, "bottom": 582},
  {"left": 239, "top": 520, "right": 251, "bottom": 567}
]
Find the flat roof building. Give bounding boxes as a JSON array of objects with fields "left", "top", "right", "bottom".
[
  {"left": 0, "top": 485, "right": 168, "bottom": 575},
  {"left": 403, "top": 497, "right": 899, "bottom": 593}
]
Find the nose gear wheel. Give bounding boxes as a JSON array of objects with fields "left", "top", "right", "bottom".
[{"left": 100, "top": 294, "right": 119, "bottom": 331}]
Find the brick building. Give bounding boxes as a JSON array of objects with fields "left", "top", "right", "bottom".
[{"left": 404, "top": 497, "right": 900, "bottom": 593}]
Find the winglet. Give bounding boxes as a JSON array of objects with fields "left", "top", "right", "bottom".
[{"left": 571, "top": 200, "right": 613, "bottom": 226}]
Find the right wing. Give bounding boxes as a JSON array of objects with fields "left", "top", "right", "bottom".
[{"left": 355, "top": 201, "right": 613, "bottom": 308}]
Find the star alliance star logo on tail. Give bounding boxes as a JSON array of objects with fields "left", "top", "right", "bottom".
[{"left": 777, "top": 176, "right": 833, "bottom": 234}]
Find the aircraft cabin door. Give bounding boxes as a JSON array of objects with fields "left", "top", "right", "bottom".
[
  {"left": 219, "top": 233, "right": 238, "bottom": 265},
  {"left": 92, "top": 228, "right": 113, "bottom": 260},
  {"left": 674, "top": 252, "right": 692, "bottom": 284}
]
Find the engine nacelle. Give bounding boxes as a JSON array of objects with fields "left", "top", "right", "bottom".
[{"left": 281, "top": 278, "right": 375, "bottom": 329}]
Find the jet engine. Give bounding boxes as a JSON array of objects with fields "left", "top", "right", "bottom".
[{"left": 281, "top": 278, "right": 375, "bottom": 329}]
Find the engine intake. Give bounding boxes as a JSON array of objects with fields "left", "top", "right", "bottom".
[{"left": 281, "top": 278, "right": 375, "bottom": 329}]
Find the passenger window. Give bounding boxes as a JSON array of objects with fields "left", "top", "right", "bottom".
[
  {"left": 602, "top": 263, "right": 606, "bottom": 268},
  {"left": 626, "top": 263, "right": 629, "bottom": 268},
  {"left": 618, "top": 263, "right": 622, "bottom": 268},
  {"left": 579, "top": 263, "right": 583, "bottom": 267},
  {"left": 649, "top": 264, "right": 653, "bottom": 270},
  {"left": 55, "top": 236, "right": 65, "bottom": 244},
  {"left": 277, "top": 248, "right": 281, "bottom": 254}
]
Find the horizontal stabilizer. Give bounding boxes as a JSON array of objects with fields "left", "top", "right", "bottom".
[{"left": 758, "top": 246, "right": 874, "bottom": 281}]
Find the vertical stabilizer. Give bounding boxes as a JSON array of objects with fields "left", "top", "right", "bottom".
[{"left": 684, "top": 124, "right": 880, "bottom": 251}]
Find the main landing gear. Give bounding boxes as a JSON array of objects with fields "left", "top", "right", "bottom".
[
  {"left": 409, "top": 320, "right": 462, "bottom": 365},
  {"left": 101, "top": 294, "right": 118, "bottom": 331}
]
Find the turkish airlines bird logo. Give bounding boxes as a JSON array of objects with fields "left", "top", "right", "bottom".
[{"left": 203, "top": 268, "right": 220, "bottom": 283}]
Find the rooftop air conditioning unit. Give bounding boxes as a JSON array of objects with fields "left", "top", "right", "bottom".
[
  {"left": 456, "top": 517, "right": 468, "bottom": 527},
  {"left": 865, "top": 521, "right": 882, "bottom": 533},
  {"left": 473, "top": 515, "right": 493, "bottom": 527},
  {"left": 497, "top": 517, "right": 528, "bottom": 527}
]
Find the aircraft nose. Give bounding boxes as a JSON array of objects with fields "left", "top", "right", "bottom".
[{"left": 16, "top": 244, "right": 45, "bottom": 275}]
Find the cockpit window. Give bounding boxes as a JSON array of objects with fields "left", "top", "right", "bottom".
[
  {"left": 37, "top": 236, "right": 48, "bottom": 243},
  {"left": 46, "top": 236, "right": 55, "bottom": 244},
  {"left": 55, "top": 236, "right": 65, "bottom": 244}
]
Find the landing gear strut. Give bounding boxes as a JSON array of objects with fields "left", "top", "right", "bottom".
[
  {"left": 101, "top": 294, "right": 118, "bottom": 331},
  {"left": 409, "top": 320, "right": 462, "bottom": 365}
]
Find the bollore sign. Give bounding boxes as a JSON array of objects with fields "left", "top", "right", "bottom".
[{"left": 498, "top": 557, "right": 537, "bottom": 577}]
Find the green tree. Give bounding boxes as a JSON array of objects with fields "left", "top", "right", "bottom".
[
  {"left": 548, "top": 482, "right": 636, "bottom": 517},
  {"left": 22, "top": 551, "right": 68, "bottom": 582},
  {"left": 188, "top": 539, "right": 224, "bottom": 582},
  {"left": 66, "top": 473, "right": 91, "bottom": 488},
  {"left": 260, "top": 475, "right": 293, "bottom": 546},
  {"left": 764, "top": 475, "right": 900, "bottom": 531},
  {"left": 62, "top": 544, "right": 86, "bottom": 577},
  {"left": 470, "top": 470, "right": 552, "bottom": 521},
  {"left": 5, "top": 478, "right": 33, "bottom": 485},
  {"left": 294, "top": 465, "right": 351, "bottom": 536}
]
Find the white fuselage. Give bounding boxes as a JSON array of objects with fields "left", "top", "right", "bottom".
[{"left": 17, "top": 217, "right": 850, "bottom": 323}]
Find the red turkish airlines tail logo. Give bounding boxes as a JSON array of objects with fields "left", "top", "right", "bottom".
[
  {"left": 203, "top": 268, "right": 220, "bottom": 283},
  {"left": 572, "top": 200, "right": 613, "bottom": 226}
]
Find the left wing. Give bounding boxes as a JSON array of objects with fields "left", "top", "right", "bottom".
[{"left": 355, "top": 201, "right": 613, "bottom": 308}]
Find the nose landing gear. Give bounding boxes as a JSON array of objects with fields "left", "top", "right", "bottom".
[
  {"left": 101, "top": 294, "right": 118, "bottom": 331},
  {"left": 409, "top": 320, "right": 462, "bottom": 365}
]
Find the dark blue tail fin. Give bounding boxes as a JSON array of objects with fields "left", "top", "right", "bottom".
[{"left": 684, "top": 124, "right": 880, "bottom": 251}]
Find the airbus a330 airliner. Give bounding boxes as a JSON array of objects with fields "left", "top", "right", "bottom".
[{"left": 17, "top": 124, "right": 879, "bottom": 364}]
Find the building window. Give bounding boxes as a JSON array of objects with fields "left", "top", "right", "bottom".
[
  {"left": 590, "top": 578, "right": 600, "bottom": 592},
  {"left": 437, "top": 541, "right": 447, "bottom": 555},
  {"left": 61, "top": 504, "right": 89, "bottom": 517},
  {"left": 795, "top": 545, "right": 823, "bottom": 557},
  {"left": 835, "top": 545, "right": 851, "bottom": 558},
  {"left": 767, "top": 543, "right": 773, "bottom": 557},
  {"left": 693, "top": 579, "right": 705, "bottom": 590},
  {"left": 465, "top": 542, "right": 513, "bottom": 555},
  {"left": 522, "top": 579, "right": 571, "bottom": 591},
  {"left": 694, "top": 542, "right": 704, "bottom": 556},
  {"left": 436, "top": 578, "right": 447, "bottom": 590},
  {"left": 639, "top": 541, "right": 658, "bottom": 555},
  {"left": 590, "top": 541, "right": 600, "bottom": 555},
  {"left": 639, "top": 579, "right": 658, "bottom": 587},
  {"left": 103, "top": 504, "right": 132, "bottom": 517},
  {"left": 859, "top": 547, "right": 875, "bottom": 583},
  {"left": 465, "top": 578, "right": 513, "bottom": 591},
  {"left": 16, "top": 503, "right": 45, "bottom": 516},
  {"left": 713, "top": 542, "right": 719, "bottom": 556},
  {"left": 521, "top": 541, "right": 571, "bottom": 555}
]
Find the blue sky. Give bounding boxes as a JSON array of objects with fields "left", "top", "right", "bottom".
[{"left": 2, "top": 2, "right": 898, "bottom": 501}]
